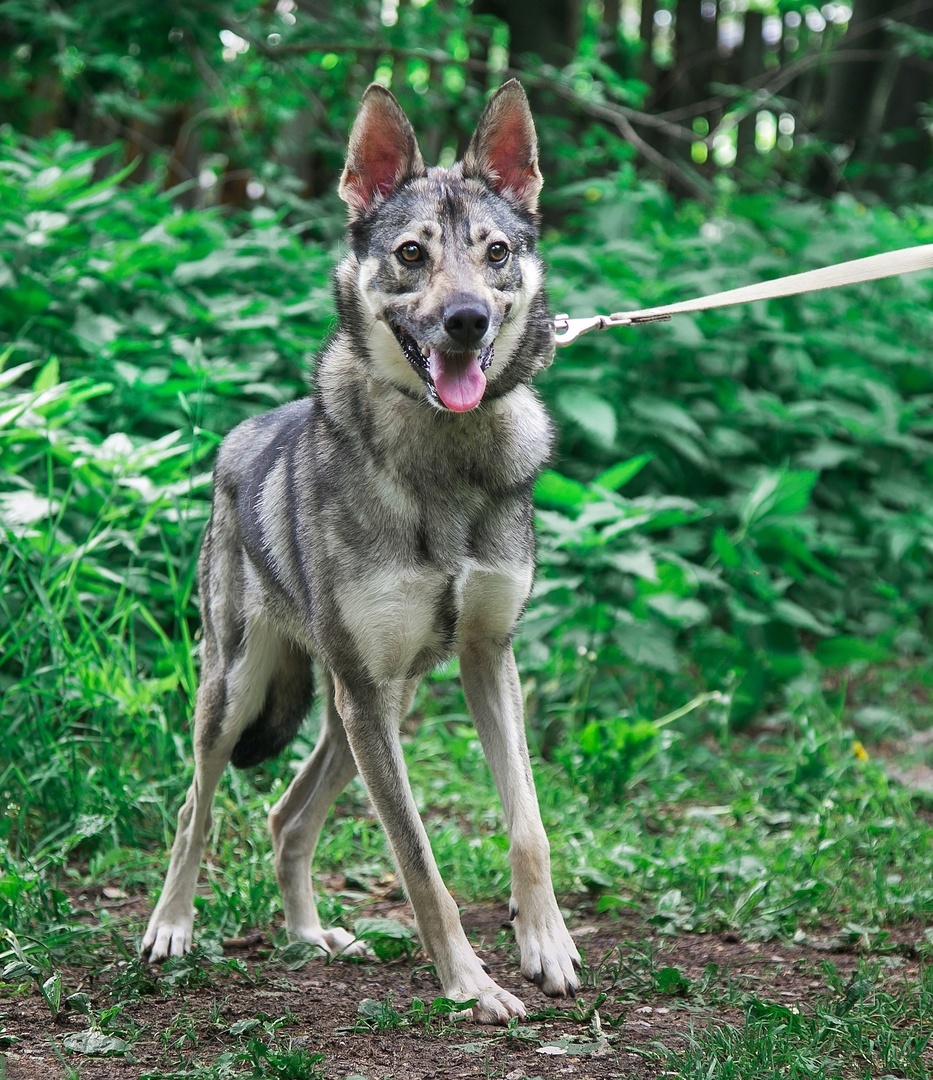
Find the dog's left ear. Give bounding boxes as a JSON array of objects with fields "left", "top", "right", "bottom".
[
  {"left": 340, "top": 84, "right": 426, "bottom": 217},
  {"left": 463, "top": 80, "right": 543, "bottom": 215}
]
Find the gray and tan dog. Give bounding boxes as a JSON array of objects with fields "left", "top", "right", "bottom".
[{"left": 141, "top": 80, "right": 581, "bottom": 1022}]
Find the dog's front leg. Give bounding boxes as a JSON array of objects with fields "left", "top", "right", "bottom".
[
  {"left": 332, "top": 675, "right": 527, "bottom": 1024},
  {"left": 461, "top": 642, "right": 581, "bottom": 998}
]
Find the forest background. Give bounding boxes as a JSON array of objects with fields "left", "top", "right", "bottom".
[{"left": 2, "top": 1, "right": 933, "bottom": 1074}]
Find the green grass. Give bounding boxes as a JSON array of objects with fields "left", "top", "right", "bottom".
[
  {"left": 654, "top": 961, "right": 933, "bottom": 1079},
  {"left": 5, "top": 676, "right": 930, "bottom": 957},
  {"left": 4, "top": 664, "right": 932, "bottom": 1074}
]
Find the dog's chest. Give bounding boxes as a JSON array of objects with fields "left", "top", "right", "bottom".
[
  {"left": 332, "top": 552, "right": 531, "bottom": 683},
  {"left": 330, "top": 463, "right": 533, "bottom": 682}
]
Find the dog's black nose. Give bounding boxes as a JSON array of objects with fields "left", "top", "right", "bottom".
[{"left": 444, "top": 301, "right": 490, "bottom": 348}]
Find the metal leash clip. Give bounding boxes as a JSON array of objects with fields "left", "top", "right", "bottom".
[
  {"left": 553, "top": 313, "right": 607, "bottom": 345},
  {"left": 553, "top": 311, "right": 670, "bottom": 346}
]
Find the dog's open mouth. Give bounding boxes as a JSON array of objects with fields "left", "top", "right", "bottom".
[{"left": 391, "top": 323, "right": 494, "bottom": 412}]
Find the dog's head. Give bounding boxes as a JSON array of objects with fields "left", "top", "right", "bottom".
[{"left": 336, "top": 81, "right": 553, "bottom": 412}]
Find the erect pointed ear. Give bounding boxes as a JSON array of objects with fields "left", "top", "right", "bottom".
[
  {"left": 339, "top": 84, "right": 426, "bottom": 217},
  {"left": 462, "top": 80, "right": 542, "bottom": 214}
]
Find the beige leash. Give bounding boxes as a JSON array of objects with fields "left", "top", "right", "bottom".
[{"left": 553, "top": 243, "right": 933, "bottom": 346}]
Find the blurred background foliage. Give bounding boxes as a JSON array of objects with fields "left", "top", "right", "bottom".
[{"left": 1, "top": 0, "right": 933, "bottom": 858}]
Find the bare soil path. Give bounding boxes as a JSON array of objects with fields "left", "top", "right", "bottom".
[{"left": 3, "top": 899, "right": 928, "bottom": 1079}]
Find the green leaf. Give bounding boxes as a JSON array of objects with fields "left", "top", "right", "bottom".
[
  {"left": 64, "top": 157, "right": 141, "bottom": 209},
  {"left": 814, "top": 636, "right": 890, "bottom": 666},
  {"left": 534, "top": 470, "right": 590, "bottom": 510},
  {"left": 557, "top": 387, "right": 617, "bottom": 445},
  {"left": 613, "top": 619, "right": 679, "bottom": 672},
  {"left": 353, "top": 917, "right": 414, "bottom": 941},
  {"left": 712, "top": 526, "right": 741, "bottom": 568},
  {"left": 228, "top": 1018, "right": 261, "bottom": 1035},
  {"left": 65, "top": 993, "right": 91, "bottom": 1015},
  {"left": 0, "top": 360, "right": 35, "bottom": 390},
  {"left": 41, "top": 971, "right": 62, "bottom": 1016},
  {"left": 353, "top": 917, "right": 416, "bottom": 961},
  {"left": 645, "top": 593, "right": 709, "bottom": 627},
  {"left": 771, "top": 599, "right": 833, "bottom": 635},
  {"left": 32, "top": 357, "right": 59, "bottom": 392},
  {"left": 630, "top": 395, "right": 705, "bottom": 438},
  {"left": 273, "top": 940, "right": 328, "bottom": 971},
  {"left": 654, "top": 965, "right": 692, "bottom": 995},
  {"left": 607, "top": 549, "right": 658, "bottom": 581},
  {"left": 62, "top": 1031, "right": 128, "bottom": 1056},
  {"left": 739, "top": 469, "right": 818, "bottom": 532},
  {"left": 594, "top": 453, "right": 653, "bottom": 491},
  {"left": 173, "top": 251, "right": 261, "bottom": 283}
]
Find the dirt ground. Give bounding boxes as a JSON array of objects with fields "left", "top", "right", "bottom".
[{"left": 2, "top": 896, "right": 928, "bottom": 1080}]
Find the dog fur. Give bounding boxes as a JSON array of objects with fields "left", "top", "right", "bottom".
[{"left": 140, "top": 80, "right": 581, "bottom": 1023}]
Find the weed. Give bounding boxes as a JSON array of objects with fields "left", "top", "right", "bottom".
[
  {"left": 239, "top": 1040, "right": 325, "bottom": 1080},
  {"left": 156, "top": 944, "right": 251, "bottom": 995},
  {"left": 0, "top": 930, "right": 68, "bottom": 1019},
  {"left": 106, "top": 958, "right": 162, "bottom": 1002},
  {"left": 140, "top": 1039, "right": 324, "bottom": 1080},
  {"left": 347, "top": 993, "right": 474, "bottom": 1033},
  {"left": 0, "top": 1019, "right": 20, "bottom": 1048},
  {"left": 351, "top": 916, "right": 418, "bottom": 962},
  {"left": 160, "top": 1011, "right": 201, "bottom": 1052}
]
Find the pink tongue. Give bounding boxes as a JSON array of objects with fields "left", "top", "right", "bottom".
[{"left": 428, "top": 350, "right": 487, "bottom": 412}]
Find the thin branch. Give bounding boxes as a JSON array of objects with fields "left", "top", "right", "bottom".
[
  {"left": 224, "top": 23, "right": 713, "bottom": 201},
  {"left": 222, "top": 22, "right": 696, "bottom": 141}
]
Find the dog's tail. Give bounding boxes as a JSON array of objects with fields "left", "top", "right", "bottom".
[{"left": 230, "top": 649, "right": 315, "bottom": 769}]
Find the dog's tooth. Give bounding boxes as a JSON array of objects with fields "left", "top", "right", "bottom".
[{"left": 421, "top": 346, "right": 430, "bottom": 358}]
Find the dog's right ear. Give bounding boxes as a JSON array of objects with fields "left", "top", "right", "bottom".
[{"left": 339, "top": 85, "right": 425, "bottom": 217}]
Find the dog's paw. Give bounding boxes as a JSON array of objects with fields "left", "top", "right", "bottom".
[
  {"left": 444, "top": 984, "right": 525, "bottom": 1024},
  {"left": 471, "top": 986, "right": 527, "bottom": 1024},
  {"left": 513, "top": 905, "right": 582, "bottom": 998},
  {"left": 140, "top": 917, "right": 193, "bottom": 964},
  {"left": 291, "top": 925, "right": 368, "bottom": 958}
]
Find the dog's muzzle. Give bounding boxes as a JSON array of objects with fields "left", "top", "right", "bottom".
[{"left": 390, "top": 322, "right": 494, "bottom": 412}]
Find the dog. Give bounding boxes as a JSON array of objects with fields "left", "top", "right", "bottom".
[{"left": 140, "top": 80, "right": 581, "bottom": 1023}]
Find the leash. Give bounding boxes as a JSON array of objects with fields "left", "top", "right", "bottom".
[{"left": 553, "top": 243, "right": 933, "bottom": 346}]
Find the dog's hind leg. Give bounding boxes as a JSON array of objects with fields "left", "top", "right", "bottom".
[
  {"left": 141, "top": 613, "right": 308, "bottom": 963},
  {"left": 461, "top": 640, "right": 582, "bottom": 998},
  {"left": 268, "top": 671, "right": 365, "bottom": 956},
  {"left": 139, "top": 716, "right": 232, "bottom": 963}
]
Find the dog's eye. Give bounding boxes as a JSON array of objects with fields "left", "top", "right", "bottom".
[
  {"left": 397, "top": 242, "right": 424, "bottom": 264},
  {"left": 487, "top": 241, "right": 510, "bottom": 265}
]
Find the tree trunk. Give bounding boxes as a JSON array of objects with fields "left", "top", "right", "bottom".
[
  {"left": 869, "top": 6, "right": 933, "bottom": 174},
  {"left": 819, "top": 0, "right": 889, "bottom": 142},
  {"left": 652, "top": 2, "right": 720, "bottom": 178},
  {"left": 640, "top": 0, "right": 657, "bottom": 90},
  {"left": 602, "top": 0, "right": 628, "bottom": 76},
  {"left": 473, "top": 0, "right": 582, "bottom": 65},
  {"left": 736, "top": 11, "right": 764, "bottom": 166},
  {"left": 816, "top": 0, "right": 933, "bottom": 193}
]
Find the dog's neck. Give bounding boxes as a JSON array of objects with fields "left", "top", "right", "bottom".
[{"left": 314, "top": 329, "right": 553, "bottom": 495}]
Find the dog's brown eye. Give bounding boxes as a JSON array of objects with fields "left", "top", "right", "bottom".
[
  {"left": 397, "top": 242, "right": 423, "bottom": 264},
  {"left": 488, "top": 241, "right": 510, "bottom": 265}
]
